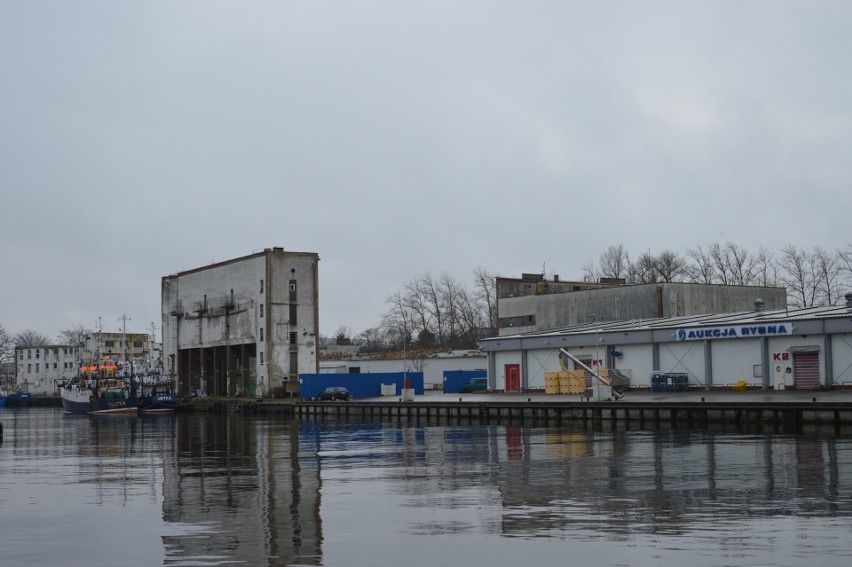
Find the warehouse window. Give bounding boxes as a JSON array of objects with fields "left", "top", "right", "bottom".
[
  {"left": 260, "top": 304, "right": 264, "bottom": 317},
  {"left": 289, "top": 332, "right": 297, "bottom": 345},
  {"left": 260, "top": 279, "right": 264, "bottom": 293},
  {"left": 497, "top": 314, "right": 536, "bottom": 328},
  {"left": 260, "top": 328, "right": 264, "bottom": 341},
  {"left": 289, "top": 304, "right": 297, "bottom": 324},
  {"left": 290, "top": 352, "right": 298, "bottom": 375}
]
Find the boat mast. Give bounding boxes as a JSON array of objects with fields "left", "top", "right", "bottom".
[{"left": 119, "top": 313, "right": 131, "bottom": 377}]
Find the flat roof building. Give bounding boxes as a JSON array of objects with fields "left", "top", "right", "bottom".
[
  {"left": 497, "top": 274, "right": 787, "bottom": 335},
  {"left": 480, "top": 294, "right": 852, "bottom": 393}
]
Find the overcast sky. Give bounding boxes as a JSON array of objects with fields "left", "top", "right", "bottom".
[{"left": 2, "top": 1, "right": 851, "bottom": 341}]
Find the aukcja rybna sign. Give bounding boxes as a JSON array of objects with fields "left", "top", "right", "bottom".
[{"left": 677, "top": 324, "right": 792, "bottom": 341}]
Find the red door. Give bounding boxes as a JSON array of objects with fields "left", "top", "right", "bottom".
[{"left": 505, "top": 364, "right": 521, "bottom": 392}]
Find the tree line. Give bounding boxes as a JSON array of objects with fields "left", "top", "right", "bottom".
[
  {"left": 582, "top": 242, "right": 852, "bottom": 308},
  {"left": 339, "top": 267, "right": 498, "bottom": 352},
  {"left": 350, "top": 241, "right": 852, "bottom": 352}
]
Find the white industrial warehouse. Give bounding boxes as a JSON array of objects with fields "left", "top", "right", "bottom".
[{"left": 479, "top": 295, "right": 852, "bottom": 393}]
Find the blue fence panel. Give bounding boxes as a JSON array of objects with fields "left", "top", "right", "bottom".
[
  {"left": 299, "top": 372, "right": 424, "bottom": 399},
  {"left": 442, "top": 369, "right": 488, "bottom": 393}
]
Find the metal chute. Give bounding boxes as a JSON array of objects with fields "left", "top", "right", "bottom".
[{"left": 558, "top": 348, "right": 626, "bottom": 400}]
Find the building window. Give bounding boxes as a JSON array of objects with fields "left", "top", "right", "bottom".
[
  {"left": 36, "top": 349, "right": 40, "bottom": 359},
  {"left": 260, "top": 352, "right": 264, "bottom": 364},
  {"left": 28, "top": 350, "right": 31, "bottom": 359},
  {"left": 134, "top": 341, "right": 143, "bottom": 348},
  {"left": 27, "top": 364, "right": 31, "bottom": 373},
  {"left": 289, "top": 280, "right": 297, "bottom": 301},
  {"left": 497, "top": 314, "right": 537, "bottom": 328},
  {"left": 260, "top": 304, "right": 264, "bottom": 318},
  {"left": 54, "top": 363, "right": 58, "bottom": 369},
  {"left": 260, "top": 279, "right": 264, "bottom": 293},
  {"left": 289, "top": 332, "right": 297, "bottom": 344},
  {"left": 260, "top": 328, "right": 264, "bottom": 341},
  {"left": 290, "top": 352, "right": 298, "bottom": 375},
  {"left": 289, "top": 304, "right": 297, "bottom": 325},
  {"left": 35, "top": 364, "right": 40, "bottom": 373},
  {"left": 106, "top": 340, "right": 115, "bottom": 348},
  {"left": 20, "top": 351, "right": 24, "bottom": 360}
]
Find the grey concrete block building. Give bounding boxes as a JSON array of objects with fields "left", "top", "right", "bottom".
[{"left": 161, "top": 247, "right": 319, "bottom": 398}]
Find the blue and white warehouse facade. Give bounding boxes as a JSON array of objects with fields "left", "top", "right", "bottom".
[{"left": 479, "top": 299, "right": 852, "bottom": 392}]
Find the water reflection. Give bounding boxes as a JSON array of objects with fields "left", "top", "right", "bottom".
[{"left": 2, "top": 410, "right": 852, "bottom": 566}]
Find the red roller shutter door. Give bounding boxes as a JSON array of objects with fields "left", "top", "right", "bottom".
[{"left": 793, "top": 352, "right": 820, "bottom": 389}]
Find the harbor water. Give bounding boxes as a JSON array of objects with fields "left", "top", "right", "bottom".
[{"left": 1, "top": 407, "right": 851, "bottom": 566}]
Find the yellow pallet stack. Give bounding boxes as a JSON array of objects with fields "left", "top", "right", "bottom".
[
  {"left": 545, "top": 370, "right": 586, "bottom": 394},
  {"left": 544, "top": 371, "right": 562, "bottom": 394},
  {"left": 560, "top": 370, "right": 586, "bottom": 394}
]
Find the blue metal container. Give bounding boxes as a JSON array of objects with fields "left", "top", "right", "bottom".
[
  {"left": 442, "top": 370, "right": 488, "bottom": 393},
  {"left": 298, "top": 372, "right": 425, "bottom": 399}
]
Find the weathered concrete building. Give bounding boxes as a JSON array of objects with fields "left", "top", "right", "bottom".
[
  {"left": 497, "top": 273, "right": 788, "bottom": 335},
  {"left": 14, "top": 345, "right": 79, "bottom": 394},
  {"left": 83, "top": 331, "right": 153, "bottom": 364},
  {"left": 161, "top": 248, "right": 319, "bottom": 398}
]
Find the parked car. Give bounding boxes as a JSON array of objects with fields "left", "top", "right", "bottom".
[
  {"left": 460, "top": 377, "right": 488, "bottom": 393},
  {"left": 319, "top": 386, "right": 352, "bottom": 401}
]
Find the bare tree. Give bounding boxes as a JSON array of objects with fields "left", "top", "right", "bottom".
[
  {"left": 439, "top": 272, "right": 463, "bottom": 347},
  {"left": 13, "top": 329, "right": 50, "bottom": 347},
  {"left": 582, "top": 260, "right": 599, "bottom": 282},
  {"left": 654, "top": 250, "right": 688, "bottom": 282},
  {"left": 382, "top": 290, "right": 415, "bottom": 349},
  {"left": 724, "top": 242, "right": 758, "bottom": 286},
  {"left": 454, "top": 285, "right": 483, "bottom": 347},
  {"left": 753, "top": 246, "right": 779, "bottom": 287},
  {"left": 779, "top": 245, "right": 821, "bottom": 307},
  {"left": 57, "top": 324, "right": 92, "bottom": 347},
  {"left": 419, "top": 272, "right": 446, "bottom": 346},
  {"left": 402, "top": 277, "right": 432, "bottom": 340},
  {"left": 357, "top": 327, "right": 382, "bottom": 352},
  {"left": 686, "top": 245, "right": 715, "bottom": 284},
  {"left": 599, "top": 244, "right": 631, "bottom": 279},
  {"left": 707, "top": 242, "right": 731, "bottom": 285},
  {"left": 628, "top": 252, "right": 657, "bottom": 284},
  {"left": 814, "top": 246, "right": 843, "bottom": 305},
  {"left": 837, "top": 244, "right": 852, "bottom": 294},
  {"left": 472, "top": 267, "right": 497, "bottom": 333},
  {"left": 0, "top": 324, "right": 13, "bottom": 365}
]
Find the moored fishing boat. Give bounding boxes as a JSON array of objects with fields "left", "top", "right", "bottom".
[
  {"left": 137, "top": 371, "right": 181, "bottom": 413},
  {"left": 60, "top": 359, "right": 138, "bottom": 415},
  {"left": 0, "top": 388, "right": 7, "bottom": 409},
  {"left": 5, "top": 387, "right": 32, "bottom": 407}
]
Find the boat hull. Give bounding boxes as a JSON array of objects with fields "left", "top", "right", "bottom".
[
  {"left": 61, "top": 387, "right": 138, "bottom": 415},
  {"left": 5, "top": 393, "right": 32, "bottom": 407},
  {"left": 0, "top": 396, "right": 6, "bottom": 409},
  {"left": 138, "top": 394, "right": 179, "bottom": 413}
]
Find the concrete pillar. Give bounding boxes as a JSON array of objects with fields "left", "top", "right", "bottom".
[
  {"left": 487, "top": 352, "right": 496, "bottom": 391},
  {"left": 704, "top": 341, "right": 713, "bottom": 391}
]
